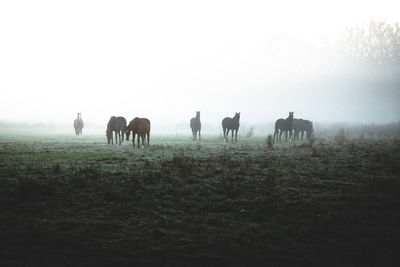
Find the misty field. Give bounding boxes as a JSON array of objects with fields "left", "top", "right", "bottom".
[{"left": 0, "top": 131, "right": 400, "bottom": 266}]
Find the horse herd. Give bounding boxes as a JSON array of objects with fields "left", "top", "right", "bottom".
[{"left": 73, "top": 112, "right": 313, "bottom": 148}]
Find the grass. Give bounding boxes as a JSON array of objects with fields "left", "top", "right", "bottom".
[{"left": 0, "top": 132, "right": 400, "bottom": 266}]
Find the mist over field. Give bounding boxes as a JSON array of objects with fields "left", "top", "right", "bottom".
[
  {"left": 1, "top": 0, "right": 399, "bottom": 132},
  {"left": 1, "top": 1, "right": 400, "bottom": 266}
]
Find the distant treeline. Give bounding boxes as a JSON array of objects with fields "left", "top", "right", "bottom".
[
  {"left": 314, "top": 122, "right": 400, "bottom": 139},
  {"left": 1, "top": 121, "right": 399, "bottom": 138}
]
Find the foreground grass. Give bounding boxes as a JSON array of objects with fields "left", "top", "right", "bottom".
[{"left": 0, "top": 134, "right": 400, "bottom": 266}]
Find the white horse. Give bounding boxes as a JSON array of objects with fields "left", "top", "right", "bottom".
[{"left": 73, "top": 112, "right": 84, "bottom": 136}]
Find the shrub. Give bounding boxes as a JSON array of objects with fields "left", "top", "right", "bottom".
[
  {"left": 334, "top": 128, "right": 348, "bottom": 145},
  {"left": 246, "top": 127, "right": 255, "bottom": 138},
  {"left": 309, "top": 136, "right": 316, "bottom": 147},
  {"left": 266, "top": 134, "right": 273, "bottom": 149}
]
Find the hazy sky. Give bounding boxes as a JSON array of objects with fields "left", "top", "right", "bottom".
[{"left": 1, "top": 0, "right": 399, "bottom": 129}]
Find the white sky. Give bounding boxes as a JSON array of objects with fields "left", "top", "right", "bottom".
[{"left": 0, "top": 0, "right": 399, "bottom": 130}]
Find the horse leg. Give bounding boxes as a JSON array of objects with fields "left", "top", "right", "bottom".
[
  {"left": 231, "top": 129, "right": 234, "bottom": 142},
  {"left": 279, "top": 130, "right": 282, "bottom": 141},
  {"left": 199, "top": 129, "right": 201, "bottom": 141},
  {"left": 147, "top": 132, "right": 150, "bottom": 146},
  {"left": 132, "top": 134, "right": 135, "bottom": 148},
  {"left": 235, "top": 129, "right": 238, "bottom": 142},
  {"left": 137, "top": 134, "right": 140, "bottom": 148}
]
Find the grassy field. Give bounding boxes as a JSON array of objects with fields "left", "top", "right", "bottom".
[{"left": 0, "top": 131, "right": 400, "bottom": 266}]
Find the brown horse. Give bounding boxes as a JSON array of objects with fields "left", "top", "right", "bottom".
[
  {"left": 73, "top": 112, "right": 84, "bottom": 136},
  {"left": 125, "top": 117, "right": 150, "bottom": 148}
]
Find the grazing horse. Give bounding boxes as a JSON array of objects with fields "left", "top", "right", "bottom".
[
  {"left": 190, "top": 111, "right": 201, "bottom": 141},
  {"left": 274, "top": 112, "right": 294, "bottom": 142},
  {"left": 222, "top": 112, "right": 240, "bottom": 142},
  {"left": 293, "top": 119, "right": 313, "bottom": 141},
  {"left": 73, "top": 113, "right": 84, "bottom": 136},
  {"left": 125, "top": 117, "right": 151, "bottom": 148},
  {"left": 106, "top": 116, "right": 127, "bottom": 145}
]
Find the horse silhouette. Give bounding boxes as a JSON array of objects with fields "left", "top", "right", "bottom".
[
  {"left": 106, "top": 116, "right": 127, "bottom": 145},
  {"left": 293, "top": 119, "right": 313, "bottom": 141},
  {"left": 274, "top": 112, "right": 294, "bottom": 142},
  {"left": 190, "top": 111, "right": 201, "bottom": 141},
  {"left": 73, "top": 113, "right": 84, "bottom": 136},
  {"left": 125, "top": 117, "right": 151, "bottom": 148},
  {"left": 222, "top": 112, "right": 240, "bottom": 142}
]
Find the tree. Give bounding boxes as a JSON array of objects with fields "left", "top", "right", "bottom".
[{"left": 340, "top": 20, "right": 400, "bottom": 74}]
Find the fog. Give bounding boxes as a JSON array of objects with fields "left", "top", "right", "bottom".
[{"left": 1, "top": 1, "right": 399, "bottom": 135}]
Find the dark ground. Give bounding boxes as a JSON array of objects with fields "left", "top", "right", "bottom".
[{"left": 0, "top": 134, "right": 399, "bottom": 266}]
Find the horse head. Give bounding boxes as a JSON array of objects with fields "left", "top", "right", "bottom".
[
  {"left": 234, "top": 112, "right": 240, "bottom": 120},
  {"left": 125, "top": 128, "right": 131, "bottom": 141},
  {"left": 288, "top": 112, "right": 294, "bottom": 129},
  {"left": 106, "top": 129, "right": 112, "bottom": 144},
  {"left": 288, "top": 112, "right": 294, "bottom": 120},
  {"left": 196, "top": 111, "right": 200, "bottom": 118}
]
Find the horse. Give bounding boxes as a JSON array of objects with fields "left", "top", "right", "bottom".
[
  {"left": 106, "top": 116, "right": 127, "bottom": 145},
  {"left": 125, "top": 117, "right": 151, "bottom": 148},
  {"left": 274, "top": 112, "right": 294, "bottom": 142},
  {"left": 73, "top": 113, "right": 84, "bottom": 136},
  {"left": 222, "top": 112, "right": 240, "bottom": 142},
  {"left": 293, "top": 119, "right": 313, "bottom": 141},
  {"left": 190, "top": 111, "right": 201, "bottom": 141}
]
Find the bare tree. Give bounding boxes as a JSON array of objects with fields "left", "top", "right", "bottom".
[{"left": 340, "top": 20, "right": 400, "bottom": 74}]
